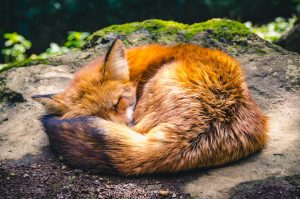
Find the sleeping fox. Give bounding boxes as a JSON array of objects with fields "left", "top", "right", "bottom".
[{"left": 32, "top": 39, "right": 268, "bottom": 176}]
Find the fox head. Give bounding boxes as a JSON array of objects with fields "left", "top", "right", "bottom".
[{"left": 32, "top": 39, "right": 136, "bottom": 125}]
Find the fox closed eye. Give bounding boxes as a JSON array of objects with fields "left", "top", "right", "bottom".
[
  {"left": 114, "top": 96, "right": 135, "bottom": 112},
  {"left": 114, "top": 97, "right": 127, "bottom": 112}
]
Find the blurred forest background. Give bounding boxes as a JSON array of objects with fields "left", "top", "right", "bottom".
[{"left": 1, "top": 0, "right": 299, "bottom": 64}]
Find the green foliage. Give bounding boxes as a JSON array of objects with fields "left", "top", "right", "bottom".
[
  {"left": 1, "top": 33, "right": 32, "bottom": 63},
  {"left": 0, "top": 31, "right": 90, "bottom": 73},
  {"left": 35, "top": 43, "right": 70, "bottom": 59},
  {"left": 65, "top": 31, "right": 90, "bottom": 48},
  {"left": 1, "top": 31, "right": 90, "bottom": 65},
  {"left": 34, "top": 32, "right": 90, "bottom": 59},
  {"left": 35, "top": 31, "right": 90, "bottom": 59},
  {"left": 245, "top": 17, "right": 297, "bottom": 42}
]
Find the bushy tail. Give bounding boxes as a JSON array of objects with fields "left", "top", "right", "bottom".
[
  {"left": 41, "top": 115, "right": 118, "bottom": 174},
  {"left": 42, "top": 115, "right": 185, "bottom": 175}
]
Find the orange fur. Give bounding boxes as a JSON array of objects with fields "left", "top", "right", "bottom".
[{"left": 34, "top": 40, "right": 269, "bottom": 176}]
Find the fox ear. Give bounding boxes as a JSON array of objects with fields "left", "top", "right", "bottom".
[
  {"left": 103, "top": 39, "right": 129, "bottom": 81},
  {"left": 31, "top": 94, "right": 65, "bottom": 114}
]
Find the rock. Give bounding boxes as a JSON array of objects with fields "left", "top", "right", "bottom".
[
  {"left": 147, "top": 184, "right": 162, "bottom": 190},
  {"left": 0, "top": 112, "right": 8, "bottom": 124},
  {"left": 23, "top": 173, "right": 29, "bottom": 178},
  {"left": 0, "top": 77, "right": 26, "bottom": 110},
  {"left": 276, "top": 19, "right": 300, "bottom": 53},
  {"left": 159, "top": 190, "right": 170, "bottom": 196},
  {"left": 31, "top": 164, "right": 38, "bottom": 169},
  {"left": 93, "top": 180, "right": 100, "bottom": 185},
  {"left": 0, "top": 19, "right": 299, "bottom": 199}
]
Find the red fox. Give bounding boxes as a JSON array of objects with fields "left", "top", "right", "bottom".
[{"left": 32, "top": 39, "right": 268, "bottom": 176}]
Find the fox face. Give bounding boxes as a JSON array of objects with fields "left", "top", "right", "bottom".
[{"left": 32, "top": 39, "right": 136, "bottom": 125}]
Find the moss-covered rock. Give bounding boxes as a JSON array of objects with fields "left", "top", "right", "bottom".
[
  {"left": 185, "top": 18, "right": 251, "bottom": 40},
  {"left": 84, "top": 18, "right": 287, "bottom": 57},
  {"left": 0, "top": 58, "right": 50, "bottom": 73},
  {"left": 85, "top": 18, "right": 252, "bottom": 49}
]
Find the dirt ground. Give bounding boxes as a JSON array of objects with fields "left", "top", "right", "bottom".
[
  {"left": 0, "top": 150, "right": 191, "bottom": 198},
  {"left": 230, "top": 174, "right": 300, "bottom": 199},
  {"left": 1, "top": 152, "right": 299, "bottom": 199},
  {"left": 0, "top": 51, "right": 299, "bottom": 198}
]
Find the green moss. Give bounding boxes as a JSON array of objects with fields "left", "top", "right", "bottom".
[
  {"left": 185, "top": 18, "right": 251, "bottom": 40},
  {"left": 142, "top": 19, "right": 187, "bottom": 34},
  {"left": 87, "top": 19, "right": 187, "bottom": 42},
  {"left": 0, "top": 58, "right": 50, "bottom": 73},
  {"left": 86, "top": 18, "right": 251, "bottom": 47},
  {"left": 254, "top": 48, "right": 267, "bottom": 55}
]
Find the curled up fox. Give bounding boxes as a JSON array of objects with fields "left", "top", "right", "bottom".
[{"left": 32, "top": 39, "right": 268, "bottom": 176}]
